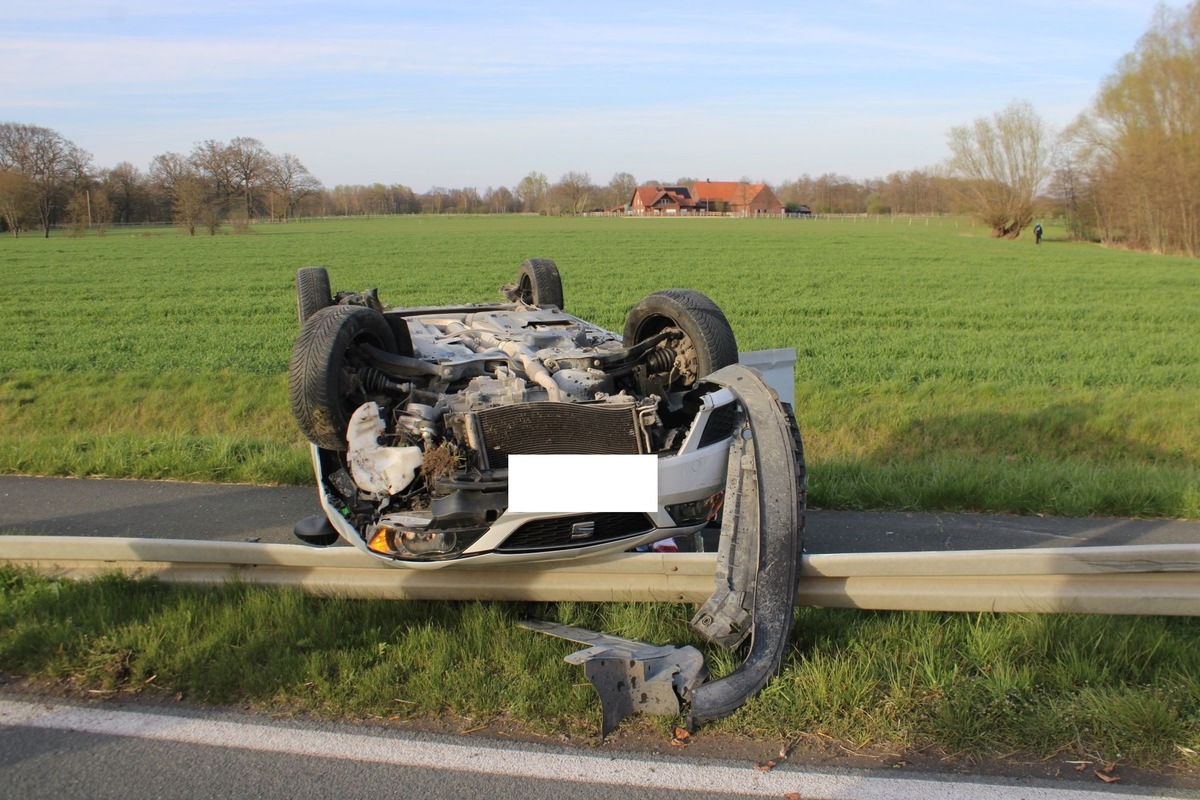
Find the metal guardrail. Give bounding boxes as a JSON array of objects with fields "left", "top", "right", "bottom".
[{"left": 2, "top": 536, "right": 1198, "bottom": 616}]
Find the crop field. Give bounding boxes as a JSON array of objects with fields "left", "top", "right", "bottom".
[{"left": 1, "top": 215, "right": 1197, "bottom": 517}]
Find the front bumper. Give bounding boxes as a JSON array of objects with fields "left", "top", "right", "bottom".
[{"left": 311, "top": 389, "right": 736, "bottom": 569}]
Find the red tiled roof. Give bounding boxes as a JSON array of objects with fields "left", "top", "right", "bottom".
[
  {"left": 691, "top": 181, "right": 767, "bottom": 203},
  {"left": 632, "top": 185, "right": 695, "bottom": 209}
]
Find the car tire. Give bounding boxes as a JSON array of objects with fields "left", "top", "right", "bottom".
[
  {"left": 516, "top": 258, "right": 564, "bottom": 309},
  {"left": 296, "top": 266, "right": 333, "bottom": 325},
  {"left": 289, "top": 304, "right": 398, "bottom": 450},
  {"left": 623, "top": 289, "right": 738, "bottom": 387}
]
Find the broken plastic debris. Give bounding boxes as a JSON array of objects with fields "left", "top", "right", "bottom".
[{"left": 347, "top": 402, "right": 423, "bottom": 497}]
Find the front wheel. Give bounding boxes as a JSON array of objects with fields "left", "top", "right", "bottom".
[
  {"left": 288, "top": 304, "right": 398, "bottom": 450},
  {"left": 623, "top": 289, "right": 738, "bottom": 389}
]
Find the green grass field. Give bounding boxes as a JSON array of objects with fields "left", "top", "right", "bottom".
[{"left": 2, "top": 215, "right": 1196, "bottom": 516}]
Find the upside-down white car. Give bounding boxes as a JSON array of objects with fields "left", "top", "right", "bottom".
[
  {"left": 287, "top": 259, "right": 807, "bottom": 728},
  {"left": 287, "top": 259, "right": 778, "bottom": 566}
]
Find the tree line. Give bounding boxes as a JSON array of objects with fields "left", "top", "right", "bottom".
[
  {"left": 0, "top": 127, "right": 972, "bottom": 235},
  {"left": 2, "top": 3, "right": 1196, "bottom": 255},
  {"left": 0, "top": 131, "right": 322, "bottom": 238}
]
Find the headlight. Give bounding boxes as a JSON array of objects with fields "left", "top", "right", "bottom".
[{"left": 367, "top": 513, "right": 484, "bottom": 560}]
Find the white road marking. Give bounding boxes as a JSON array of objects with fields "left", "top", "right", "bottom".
[{"left": 0, "top": 698, "right": 1162, "bottom": 800}]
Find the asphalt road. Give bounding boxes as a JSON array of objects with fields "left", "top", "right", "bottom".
[
  {"left": 2, "top": 476, "right": 1198, "bottom": 799},
  {"left": 1, "top": 474, "right": 1198, "bottom": 552},
  {"left": 4, "top": 696, "right": 1189, "bottom": 800}
]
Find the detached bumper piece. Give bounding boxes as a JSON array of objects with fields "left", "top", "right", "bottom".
[
  {"left": 523, "top": 365, "right": 805, "bottom": 736},
  {"left": 519, "top": 619, "right": 707, "bottom": 737},
  {"left": 688, "top": 363, "right": 805, "bottom": 727}
]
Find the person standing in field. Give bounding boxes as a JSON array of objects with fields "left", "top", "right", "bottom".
[{"left": 1034, "top": 222, "right": 1043, "bottom": 244}]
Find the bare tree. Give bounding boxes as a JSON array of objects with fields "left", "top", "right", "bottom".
[
  {"left": 268, "top": 153, "right": 322, "bottom": 219},
  {"left": 65, "top": 190, "right": 91, "bottom": 236},
  {"left": 174, "top": 178, "right": 209, "bottom": 235},
  {"left": 188, "top": 139, "right": 236, "bottom": 221},
  {"left": 515, "top": 171, "right": 549, "bottom": 213},
  {"left": 226, "top": 136, "right": 272, "bottom": 220},
  {"left": 423, "top": 186, "right": 450, "bottom": 214},
  {"left": 0, "top": 168, "right": 35, "bottom": 236},
  {"left": 1046, "top": 153, "right": 1094, "bottom": 241},
  {"left": 553, "top": 171, "right": 593, "bottom": 215},
  {"left": 484, "top": 185, "right": 517, "bottom": 214},
  {"left": 90, "top": 189, "right": 113, "bottom": 235},
  {"left": 149, "top": 152, "right": 208, "bottom": 234},
  {"left": 64, "top": 188, "right": 112, "bottom": 235},
  {"left": 101, "top": 162, "right": 151, "bottom": 224},
  {"left": 0, "top": 123, "right": 92, "bottom": 237},
  {"left": 453, "top": 187, "right": 481, "bottom": 214},
  {"left": 946, "top": 100, "right": 1051, "bottom": 238},
  {"left": 606, "top": 171, "right": 638, "bottom": 210},
  {"left": 148, "top": 151, "right": 192, "bottom": 192}
]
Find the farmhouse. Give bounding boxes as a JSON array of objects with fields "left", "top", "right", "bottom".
[
  {"left": 630, "top": 185, "right": 696, "bottom": 215},
  {"left": 629, "top": 180, "right": 783, "bottom": 216}
]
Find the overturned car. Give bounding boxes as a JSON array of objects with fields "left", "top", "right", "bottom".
[
  {"left": 289, "top": 260, "right": 798, "bottom": 569},
  {"left": 289, "top": 260, "right": 807, "bottom": 728}
]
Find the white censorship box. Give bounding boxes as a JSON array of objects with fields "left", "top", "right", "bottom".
[{"left": 507, "top": 454, "right": 658, "bottom": 513}]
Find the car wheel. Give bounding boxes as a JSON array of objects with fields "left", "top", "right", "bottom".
[
  {"left": 516, "top": 258, "right": 564, "bottom": 309},
  {"left": 623, "top": 289, "right": 738, "bottom": 388},
  {"left": 289, "top": 304, "right": 398, "bottom": 450},
  {"left": 296, "top": 266, "right": 333, "bottom": 325}
]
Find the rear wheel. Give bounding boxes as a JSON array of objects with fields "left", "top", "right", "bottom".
[
  {"left": 623, "top": 289, "right": 738, "bottom": 388},
  {"left": 289, "top": 304, "right": 398, "bottom": 450},
  {"left": 516, "top": 258, "right": 564, "bottom": 309},
  {"left": 296, "top": 266, "right": 333, "bottom": 325}
]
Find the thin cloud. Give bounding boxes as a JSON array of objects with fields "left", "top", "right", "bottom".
[{"left": 4, "top": 0, "right": 1169, "bottom": 188}]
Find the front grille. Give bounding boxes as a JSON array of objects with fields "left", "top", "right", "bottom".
[
  {"left": 497, "top": 512, "right": 655, "bottom": 552},
  {"left": 476, "top": 402, "right": 644, "bottom": 469}
]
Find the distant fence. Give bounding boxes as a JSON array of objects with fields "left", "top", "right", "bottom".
[{"left": 37, "top": 212, "right": 967, "bottom": 232}]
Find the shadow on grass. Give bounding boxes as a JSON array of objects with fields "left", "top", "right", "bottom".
[{"left": 810, "top": 401, "right": 1198, "bottom": 519}]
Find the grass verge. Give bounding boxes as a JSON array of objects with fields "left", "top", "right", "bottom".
[{"left": 2, "top": 567, "right": 1198, "bottom": 771}]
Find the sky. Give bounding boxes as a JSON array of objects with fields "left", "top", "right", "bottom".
[{"left": 2, "top": 0, "right": 1171, "bottom": 192}]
